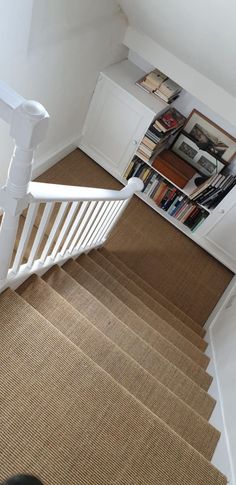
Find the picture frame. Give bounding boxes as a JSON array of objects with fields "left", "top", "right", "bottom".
[
  {"left": 172, "top": 133, "right": 224, "bottom": 177},
  {"left": 182, "top": 109, "right": 236, "bottom": 164}
]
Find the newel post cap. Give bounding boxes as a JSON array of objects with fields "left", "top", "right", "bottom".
[
  {"left": 127, "top": 177, "right": 144, "bottom": 193},
  {"left": 10, "top": 100, "right": 49, "bottom": 149}
]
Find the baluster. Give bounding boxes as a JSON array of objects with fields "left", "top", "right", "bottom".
[
  {"left": 40, "top": 202, "right": 69, "bottom": 263},
  {"left": 60, "top": 201, "right": 89, "bottom": 256},
  {"left": 86, "top": 201, "right": 110, "bottom": 247},
  {"left": 91, "top": 201, "right": 117, "bottom": 246},
  {"left": 27, "top": 202, "right": 54, "bottom": 268},
  {"left": 68, "top": 201, "right": 97, "bottom": 254},
  {"left": 81, "top": 201, "right": 108, "bottom": 249},
  {"left": 51, "top": 201, "right": 79, "bottom": 260},
  {"left": 75, "top": 201, "right": 104, "bottom": 251},
  {"left": 98, "top": 200, "right": 125, "bottom": 244},
  {"left": 12, "top": 203, "right": 39, "bottom": 273}
]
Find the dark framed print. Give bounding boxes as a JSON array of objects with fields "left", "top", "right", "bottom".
[
  {"left": 172, "top": 133, "right": 224, "bottom": 176},
  {"left": 183, "top": 109, "right": 236, "bottom": 164}
]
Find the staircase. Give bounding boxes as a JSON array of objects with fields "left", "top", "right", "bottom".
[
  {"left": 0, "top": 245, "right": 227, "bottom": 484},
  {"left": 0, "top": 83, "right": 228, "bottom": 484}
]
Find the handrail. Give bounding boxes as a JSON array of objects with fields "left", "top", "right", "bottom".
[
  {"left": 0, "top": 80, "right": 24, "bottom": 124},
  {"left": 28, "top": 177, "right": 144, "bottom": 203}
]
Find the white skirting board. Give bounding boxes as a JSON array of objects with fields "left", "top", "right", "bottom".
[
  {"left": 205, "top": 274, "right": 236, "bottom": 485},
  {"left": 32, "top": 135, "right": 82, "bottom": 180}
]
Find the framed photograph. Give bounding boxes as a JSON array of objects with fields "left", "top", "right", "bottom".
[
  {"left": 183, "top": 109, "right": 236, "bottom": 164},
  {"left": 172, "top": 133, "right": 224, "bottom": 176}
]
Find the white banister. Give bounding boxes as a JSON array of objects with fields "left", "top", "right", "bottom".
[
  {"left": 27, "top": 177, "right": 144, "bottom": 203},
  {"left": 0, "top": 81, "right": 143, "bottom": 292},
  {"left": 0, "top": 85, "right": 49, "bottom": 284}
]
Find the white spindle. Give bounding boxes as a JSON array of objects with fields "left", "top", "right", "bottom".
[
  {"left": 75, "top": 201, "right": 104, "bottom": 251},
  {"left": 51, "top": 201, "right": 79, "bottom": 260},
  {"left": 81, "top": 201, "right": 108, "bottom": 249},
  {"left": 85, "top": 201, "right": 110, "bottom": 247},
  {"left": 27, "top": 202, "right": 54, "bottom": 268},
  {"left": 68, "top": 201, "right": 97, "bottom": 254},
  {"left": 40, "top": 202, "right": 69, "bottom": 263},
  {"left": 60, "top": 201, "right": 89, "bottom": 256},
  {"left": 90, "top": 201, "right": 117, "bottom": 247},
  {"left": 98, "top": 201, "right": 124, "bottom": 244},
  {"left": 101, "top": 200, "right": 129, "bottom": 243},
  {"left": 12, "top": 203, "right": 39, "bottom": 273}
]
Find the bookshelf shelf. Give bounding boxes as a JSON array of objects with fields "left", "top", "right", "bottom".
[{"left": 133, "top": 155, "right": 212, "bottom": 213}]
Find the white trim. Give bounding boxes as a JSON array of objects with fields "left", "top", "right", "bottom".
[
  {"left": 204, "top": 275, "right": 236, "bottom": 484},
  {"left": 206, "top": 331, "right": 235, "bottom": 484},
  {"left": 32, "top": 135, "right": 82, "bottom": 180},
  {"left": 204, "top": 275, "right": 236, "bottom": 332}
]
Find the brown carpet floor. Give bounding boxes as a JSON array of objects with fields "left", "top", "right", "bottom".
[{"left": 37, "top": 149, "right": 233, "bottom": 325}]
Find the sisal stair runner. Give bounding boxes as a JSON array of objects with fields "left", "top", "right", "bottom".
[
  {"left": 0, "top": 290, "right": 226, "bottom": 485},
  {"left": 18, "top": 275, "right": 219, "bottom": 459},
  {"left": 90, "top": 249, "right": 207, "bottom": 350},
  {"left": 76, "top": 255, "right": 208, "bottom": 365},
  {"left": 42, "top": 265, "right": 215, "bottom": 419},
  {"left": 63, "top": 259, "right": 212, "bottom": 390},
  {"left": 0, "top": 246, "right": 227, "bottom": 483},
  {"left": 101, "top": 247, "right": 206, "bottom": 337}
]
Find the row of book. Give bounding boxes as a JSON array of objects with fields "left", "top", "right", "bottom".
[
  {"left": 124, "top": 158, "right": 208, "bottom": 231},
  {"left": 136, "top": 108, "right": 186, "bottom": 163},
  {"left": 136, "top": 69, "right": 182, "bottom": 103},
  {"left": 189, "top": 173, "right": 236, "bottom": 209}
]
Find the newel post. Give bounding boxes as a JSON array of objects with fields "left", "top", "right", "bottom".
[{"left": 0, "top": 100, "right": 49, "bottom": 283}]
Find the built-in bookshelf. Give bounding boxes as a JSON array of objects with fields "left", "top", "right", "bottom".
[
  {"left": 122, "top": 103, "right": 236, "bottom": 232},
  {"left": 123, "top": 156, "right": 210, "bottom": 232}
]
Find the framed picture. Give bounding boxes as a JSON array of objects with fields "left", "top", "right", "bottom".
[
  {"left": 182, "top": 109, "right": 236, "bottom": 164},
  {"left": 172, "top": 133, "right": 224, "bottom": 176}
]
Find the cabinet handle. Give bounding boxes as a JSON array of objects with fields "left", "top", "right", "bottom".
[{"left": 132, "top": 140, "right": 138, "bottom": 145}]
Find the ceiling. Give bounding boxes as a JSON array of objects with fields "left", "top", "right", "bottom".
[{"left": 118, "top": 0, "right": 236, "bottom": 98}]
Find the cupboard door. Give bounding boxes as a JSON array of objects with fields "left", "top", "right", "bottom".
[
  {"left": 200, "top": 187, "right": 236, "bottom": 271},
  {"left": 81, "top": 76, "right": 153, "bottom": 178}
]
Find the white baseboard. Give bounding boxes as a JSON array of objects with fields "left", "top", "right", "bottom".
[
  {"left": 205, "top": 275, "right": 236, "bottom": 485},
  {"left": 32, "top": 135, "right": 82, "bottom": 180},
  {"left": 206, "top": 334, "right": 234, "bottom": 484},
  {"left": 204, "top": 275, "right": 236, "bottom": 332}
]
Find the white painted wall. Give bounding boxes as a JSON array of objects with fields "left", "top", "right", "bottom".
[
  {"left": 124, "top": 27, "right": 236, "bottom": 129},
  {"left": 0, "top": 0, "right": 127, "bottom": 185},
  {"left": 119, "top": 0, "right": 236, "bottom": 98},
  {"left": 129, "top": 50, "right": 236, "bottom": 139}
]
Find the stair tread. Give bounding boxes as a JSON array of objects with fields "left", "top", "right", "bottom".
[
  {"left": 90, "top": 249, "right": 207, "bottom": 351},
  {"left": 43, "top": 265, "right": 215, "bottom": 419},
  {"left": 0, "top": 289, "right": 226, "bottom": 485},
  {"left": 18, "top": 275, "right": 219, "bottom": 460},
  {"left": 77, "top": 254, "right": 209, "bottom": 370},
  {"left": 101, "top": 247, "right": 206, "bottom": 337},
  {"left": 63, "top": 259, "right": 211, "bottom": 390}
]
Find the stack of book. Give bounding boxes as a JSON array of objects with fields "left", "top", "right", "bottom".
[
  {"left": 136, "top": 69, "right": 182, "bottom": 103},
  {"left": 154, "top": 108, "right": 186, "bottom": 134},
  {"left": 136, "top": 108, "right": 186, "bottom": 163},
  {"left": 123, "top": 158, "right": 209, "bottom": 231},
  {"left": 189, "top": 173, "right": 236, "bottom": 209}
]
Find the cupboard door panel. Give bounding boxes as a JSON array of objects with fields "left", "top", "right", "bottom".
[
  {"left": 81, "top": 77, "right": 153, "bottom": 177},
  {"left": 205, "top": 204, "right": 236, "bottom": 262}
]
